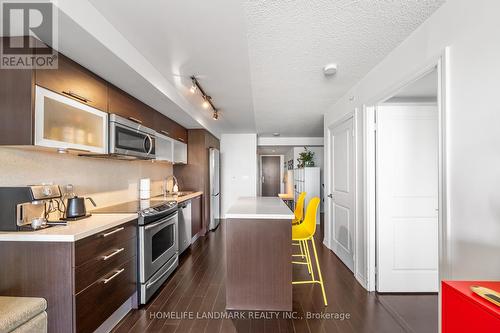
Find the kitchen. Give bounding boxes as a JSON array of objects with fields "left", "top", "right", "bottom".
[
  {"left": 0, "top": 36, "right": 221, "bottom": 333},
  {"left": 2, "top": 1, "right": 499, "bottom": 333}
]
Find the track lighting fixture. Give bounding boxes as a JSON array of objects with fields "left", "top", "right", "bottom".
[
  {"left": 189, "top": 78, "right": 197, "bottom": 93},
  {"left": 190, "top": 75, "right": 220, "bottom": 120}
]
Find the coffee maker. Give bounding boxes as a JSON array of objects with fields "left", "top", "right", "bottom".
[{"left": 0, "top": 185, "right": 63, "bottom": 231}]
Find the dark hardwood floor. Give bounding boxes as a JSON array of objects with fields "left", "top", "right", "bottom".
[{"left": 111, "top": 220, "right": 437, "bottom": 333}]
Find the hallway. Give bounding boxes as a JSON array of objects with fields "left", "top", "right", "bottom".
[{"left": 112, "top": 221, "right": 437, "bottom": 333}]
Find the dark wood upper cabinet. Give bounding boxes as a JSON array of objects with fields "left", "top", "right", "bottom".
[
  {"left": 108, "top": 85, "right": 156, "bottom": 128},
  {"left": 35, "top": 54, "right": 108, "bottom": 111},
  {"left": 1, "top": 36, "right": 189, "bottom": 148},
  {"left": 153, "top": 111, "right": 188, "bottom": 143}
]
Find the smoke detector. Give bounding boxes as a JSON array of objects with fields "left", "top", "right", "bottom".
[{"left": 323, "top": 63, "right": 338, "bottom": 76}]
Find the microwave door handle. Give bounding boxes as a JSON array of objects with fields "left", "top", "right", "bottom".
[{"left": 144, "top": 135, "right": 153, "bottom": 154}]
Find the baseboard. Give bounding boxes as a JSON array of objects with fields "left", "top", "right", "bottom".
[
  {"left": 95, "top": 294, "right": 135, "bottom": 333},
  {"left": 355, "top": 272, "right": 368, "bottom": 290},
  {"left": 191, "top": 232, "right": 201, "bottom": 244}
]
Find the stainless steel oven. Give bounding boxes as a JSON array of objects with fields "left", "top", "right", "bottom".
[
  {"left": 109, "top": 114, "right": 156, "bottom": 159},
  {"left": 138, "top": 208, "right": 178, "bottom": 304}
]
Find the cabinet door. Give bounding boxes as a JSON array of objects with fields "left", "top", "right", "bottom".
[
  {"left": 170, "top": 121, "right": 188, "bottom": 143},
  {"left": 108, "top": 85, "right": 155, "bottom": 128},
  {"left": 173, "top": 140, "right": 187, "bottom": 164},
  {"left": 75, "top": 257, "right": 136, "bottom": 333},
  {"left": 35, "top": 54, "right": 108, "bottom": 111},
  {"left": 155, "top": 133, "right": 174, "bottom": 162},
  {"left": 34, "top": 86, "right": 108, "bottom": 153},
  {"left": 153, "top": 112, "right": 188, "bottom": 143},
  {"left": 191, "top": 195, "right": 202, "bottom": 238}
]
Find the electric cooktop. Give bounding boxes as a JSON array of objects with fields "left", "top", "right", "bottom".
[{"left": 92, "top": 197, "right": 177, "bottom": 214}]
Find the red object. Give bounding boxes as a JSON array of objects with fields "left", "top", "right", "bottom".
[{"left": 442, "top": 281, "right": 500, "bottom": 333}]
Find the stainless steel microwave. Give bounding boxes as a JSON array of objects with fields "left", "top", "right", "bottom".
[{"left": 108, "top": 114, "right": 156, "bottom": 159}]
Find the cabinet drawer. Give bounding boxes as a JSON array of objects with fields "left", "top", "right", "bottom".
[
  {"left": 75, "top": 257, "right": 136, "bottom": 333},
  {"left": 75, "top": 221, "right": 136, "bottom": 267},
  {"left": 75, "top": 237, "right": 136, "bottom": 294},
  {"left": 35, "top": 54, "right": 108, "bottom": 111}
]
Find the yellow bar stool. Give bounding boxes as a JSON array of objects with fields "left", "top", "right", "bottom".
[
  {"left": 291, "top": 192, "right": 307, "bottom": 263},
  {"left": 292, "top": 192, "right": 306, "bottom": 225},
  {"left": 291, "top": 197, "right": 328, "bottom": 306}
]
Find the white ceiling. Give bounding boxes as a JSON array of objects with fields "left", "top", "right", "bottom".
[{"left": 56, "top": 0, "right": 444, "bottom": 137}]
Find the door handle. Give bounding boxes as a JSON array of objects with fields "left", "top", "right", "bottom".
[
  {"left": 128, "top": 116, "right": 143, "bottom": 124},
  {"left": 102, "top": 227, "right": 124, "bottom": 237},
  {"left": 102, "top": 248, "right": 125, "bottom": 261},
  {"left": 144, "top": 135, "right": 153, "bottom": 154},
  {"left": 103, "top": 268, "right": 125, "bottom": 284},
  {"left": 63, "top": 90, "right": 90, "bottom": 103},
  {"left": 327, "top": 194, "right": 333, "bottom": 199}
]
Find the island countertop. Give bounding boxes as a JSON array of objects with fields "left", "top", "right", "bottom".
[
  {"left": 0, "top": 213, "right": 137, "bottom": 242},
  {"left": 225, "top": 197, "right": 295, "bottom": 220}
]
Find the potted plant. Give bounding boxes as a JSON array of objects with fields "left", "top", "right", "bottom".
[{"left": 297, "top": 147, "right": 315, "bottom": 168}]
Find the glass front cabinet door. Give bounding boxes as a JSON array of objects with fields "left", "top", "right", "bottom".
[{"left": 34, "top": 86, "right": 108, "bottom": 153}]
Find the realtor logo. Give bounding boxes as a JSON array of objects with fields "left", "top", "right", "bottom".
[{"left": 0, "top": 1, "right": 58, "bottom": 69}]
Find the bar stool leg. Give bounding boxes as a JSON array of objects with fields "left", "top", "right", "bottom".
[
  {"left": 304, "top": 239, "right": 315, "bottom": 280},
  {"left": 310, "top": 236, "right": 328, "bottom": 306}
]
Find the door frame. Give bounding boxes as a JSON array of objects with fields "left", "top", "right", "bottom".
[
  {"left": 364, "top": 49, "right": 450, "bottom": 292},
  {"left": 325, "top": 113, "right": 359, "bottom": 277},
  {"left": 259, "top": 154, "right": 284, "bottom": 196}
]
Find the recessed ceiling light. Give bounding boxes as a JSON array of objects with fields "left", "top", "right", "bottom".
[
  {"left": 272, "top": 133, "right": 280, "bottom": 137},
  {"left": 323, "top": 63, "right": 338, "bottom": 76}
]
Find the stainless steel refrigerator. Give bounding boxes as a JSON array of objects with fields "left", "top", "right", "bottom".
[{"left": 209, "top": 148, "right": 221, "bottom": 230}]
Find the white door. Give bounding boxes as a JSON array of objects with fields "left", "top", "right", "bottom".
[
  {"left": 376, "top": 105, "right": 438, "bottom": 292},
  {"left": 329, "top": 118, "right": 355, "bottom": 271}
]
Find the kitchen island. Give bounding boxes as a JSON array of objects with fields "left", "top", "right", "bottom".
[{"left": 225, "top": 197, "right": 295, "bottom": 311}]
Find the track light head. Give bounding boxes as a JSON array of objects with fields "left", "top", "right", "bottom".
[
  {"left": 202, "top": 96, "right": 211, "bottom": 109},
  {"left": 213, "top": 110, "right": 219, "bottom": 120}
]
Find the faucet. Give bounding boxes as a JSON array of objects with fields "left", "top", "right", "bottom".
[{"left": 163, "top": 175, "right": 179, "bottom": 195}]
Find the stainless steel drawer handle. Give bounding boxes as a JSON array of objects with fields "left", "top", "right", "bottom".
[
  {"left": 103, "top": 268, "right": 125, "bottom": 284},
  {"left": 177, "top": 137, "right": 184, "bottom": 142},
  {"left": 160, "top": 130, "right": 170, "bottom": 136},
  {"left": 62, "top": 90, "right": 90, "bottom": 103},
  {"left": 128, "top": 116, "right": 143, "bottom": 124},
  {"left": 102, "top": 227, "right": 124, "bottom": 237},
  {"left": 146, "top": 259, "right": 177, "bottom": 289},
  {"left": 102, "top": 248, "right": 125, "bottom": 261}
]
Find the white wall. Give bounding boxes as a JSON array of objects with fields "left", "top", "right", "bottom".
[
  {"left": 0, "top": 148, "right": 172, "bottom": 208},
  {"left": 220, "top": 134, "right": 257, "bottom": 217},
  {"left": 324, "top": 0, "right": 500, "bottom": 286}
]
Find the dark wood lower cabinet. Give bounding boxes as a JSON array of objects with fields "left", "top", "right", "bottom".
[
  {"left": 75, "top": 257, "right": 137, "bottom": 333},
  {"left": 191, "top": 195, "right": 202, "bottom": 237},
  {"left": 225, "top": 218, "right": 292, "bottom": 311},
  {"left": 0, "top": 220, "right": 137, "bottom": 333}
]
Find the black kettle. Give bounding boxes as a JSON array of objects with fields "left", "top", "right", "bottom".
[{"left": 65, "top": 196, "right": 96, "bottom": 218}]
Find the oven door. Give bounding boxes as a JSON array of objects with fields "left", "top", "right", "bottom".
[
  {"left": 110, "top": 121, "right": 156, "bottom": 159},
  {"left": 139, "top": 212, "right": 178, "bottom": 283}
]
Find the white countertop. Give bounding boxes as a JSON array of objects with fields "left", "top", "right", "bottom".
[
  {"left": 225, "top": 197, "right": 295, "bottom": 220},
  {"left": 0, "top": 213, "right": 137, "bottom": 242}
]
